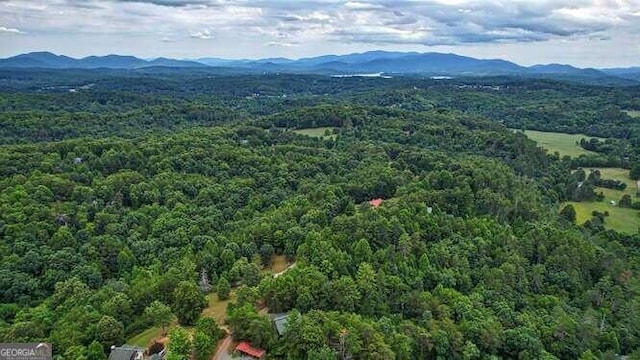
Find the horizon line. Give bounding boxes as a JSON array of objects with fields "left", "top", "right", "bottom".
[{"left": 2, "top": 50, "right": 635, "bottom": 70}]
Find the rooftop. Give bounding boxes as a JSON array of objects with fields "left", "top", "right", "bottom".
[
  {"left": 272, "top": 313, "right": 290, "bottom": 336},
  {"left": 107, "top": 345, "right": 144, "bottom": 360},
  {"left": 236, "top": 341, "right": 266, "bottom": 359},
  {"left": 368, "top": 198, "right": 383, "bottom": 208}
]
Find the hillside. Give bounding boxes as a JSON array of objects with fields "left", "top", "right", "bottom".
[
  {"left": 0, "top": 52, "right": 206, "bottom": 69},
  {"left": 0, "top": 70, "right": 639, "bottom": 359},
  {"left": 0, "top": 51, "right": 637, "bottom": 84}
]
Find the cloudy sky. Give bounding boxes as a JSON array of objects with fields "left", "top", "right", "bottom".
[{"left": 1, "top": 0, "right": 639, "bottom": 67}]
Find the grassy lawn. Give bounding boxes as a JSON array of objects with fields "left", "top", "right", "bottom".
[
  {"left": 598, "top": 187, "right": 629, "bottom": 203},
  {"left": 268, "top": 254, "right": 290, "bottom": 274},
  {"left": 586, "top": 167, "right": 638, "bottom": 200},
  {"left": 587, "top": 167, "right": 636, "bottom": 188},
  {"left": 624, "top": 110, "right": 640, "bottom": 118},
  {"left": 566, "top": 201, "right": 640, "bottom": 234},
  {"left": 129, "top": 291, "right": 233, "bottom": 348},
  {"left": 293, "top": 127, "right": 338, "bottom": 140},
  {"left": 128, "top": 326, "right": 162, "bottom": 348},
  {"left": 203, "top": 292, "right": 234, "bottom": 325},
  {"left": 519, "top": 130, "right": 602, "bottom": 157}
]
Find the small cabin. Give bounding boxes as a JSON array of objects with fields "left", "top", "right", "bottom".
[
  {"left": 235, "top": 342, "right": 266, "bottom": 359},
  {"left": 368, "top": 198, "right": 383, "bottom": 208}
]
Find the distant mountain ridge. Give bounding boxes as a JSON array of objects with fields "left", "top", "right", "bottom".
[
  {"left": 0, "top": 51, "right": 205, "bottom": 69},
  {"left": 0, "top": 51, "right": 637, "bottom": 83},
  {"left": 600, "top": 67, "right": 640, "bottom": 82}
]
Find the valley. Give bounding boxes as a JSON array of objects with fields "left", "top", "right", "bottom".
[{"left": 2, "top": 0, "right": 639, "bottom": 358}]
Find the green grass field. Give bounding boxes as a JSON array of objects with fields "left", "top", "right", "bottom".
[
  {"left": 293, "top": 127, "right": 338, "bottom": 140},
  {"left": 588, "top": 167, "right": 637, "bottom": 188},
  {"left": 519, "top": 130, "right": 602, "bottom": 157},
  {"left": 624, "top": 110, "right": 640, "bottom": 118},
  {"left": 128, "top": 326, "right": 161, "bottom": 348},
  {"left": 565, "top": 167, "right": 640, "bottom": 234},
  {"left": 587, "top": 167, "right": 638, "bottom": 199},
  {"left": 566, "top": 201, "right": 639, "bottom": 234}
]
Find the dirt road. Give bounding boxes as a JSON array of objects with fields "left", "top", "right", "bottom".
[
  {"left": 212, "top": 334, "right": 234, "bottom": 360},
  {"left": 273, "top": 262, "right": 296, "bottom": 278}
]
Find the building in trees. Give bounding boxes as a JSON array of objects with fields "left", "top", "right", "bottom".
[
  {"left": 235, "top": 342, "right": 266, "bottom": 359},
  {"left": 272, "top": 313, "right": 290, "bottom": 336},
  {"left": 368, "top": 198, "right": 383, "bottom": 208},
  {"left": 107, "top": 345, "right": 144, "bottom": 360},
  {"left": 147, "top": 342, "right": 166, "bottom": 360}
]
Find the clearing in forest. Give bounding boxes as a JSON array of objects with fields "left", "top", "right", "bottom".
[
  {"left": 293, "top": 127, "right": 338, "bottom": 140},
  {"left": 624, "top": 110, "right": 640, "bottom": 118},
  {"left": 566, "top": 167, "right": 640, "bottom": 234},
  {"left": 129, "top": 254, "right": 294, "bottom": 347},
  {"left": 566, "top": 201, "right": 639, "bottom": 234},
  {"left": 268, "top": 254, "right": 291, "bottom": 274},
  {"left": 203, "top": 292, "right": 235, "bottom": 325},
  {"left": 128, "top": 292, "right": 234, "bottom": 348},
  {"left": 517, "top": 130, "right": 603, "bottom": 157},
  {"left": 586, "top": 167, "right": 638, "bottom": 197}
]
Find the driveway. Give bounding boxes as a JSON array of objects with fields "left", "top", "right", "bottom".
[
  {"left": 212, "top": 333, "right": 234, "bottom": 360},
  {"left": 273, "top": 262, "right": 296, "bottom": 278}
]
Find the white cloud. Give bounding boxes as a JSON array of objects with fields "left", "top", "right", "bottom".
[
  {"left": 267, "top": 41, "right": 297, "bottom": 47},
  {"left": 5, "top": 0, "right": 637, "bottom": 46},
  {"left": 0, "top": 0, "right": 639, "bottom": 67},
  {"left": 190, "top": 29, "right": 212, "bottom": 39},
  {"left": 0, "top": 26, "right": 24, "bottom": 34}
]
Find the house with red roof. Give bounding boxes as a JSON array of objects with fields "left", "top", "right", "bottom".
[
  {"left": 235, "top": 342, "right": 266, "bottom": 359},
  {"left": 368, "top": 198, "right": 383, "bottom": 208}
]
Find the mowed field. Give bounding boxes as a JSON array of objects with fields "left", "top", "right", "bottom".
[
  {"left": 128, "top": 326, "right": 162, "bottom": 348},
  {"left": 520, "top": 130, "right": 601, "bottom": 157},
  {"left": 566, "top": 167, "right": 640, "bottom": 234},
  {"left": 293, "top": 127, "right": 338, "bottom": 140},
  {"left": 586, "top": 167, "right": 638, "bottom": 197},
  {"left": 624, "top": 110, "right": 640, "bottom": 118},
  {"left": 566, "top": 201, "right": 639, "bottom": 234}
]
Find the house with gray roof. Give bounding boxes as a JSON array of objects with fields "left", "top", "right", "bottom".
[{"left": 107, "top": 345, "right": 144, "bottom": 360}]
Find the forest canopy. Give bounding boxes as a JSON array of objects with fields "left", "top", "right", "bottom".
[{"left": 1, "top": 69, "right": 640, "bottom": 359}]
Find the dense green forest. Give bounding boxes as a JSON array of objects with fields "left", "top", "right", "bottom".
[{"left": 1, "top": 69, "right": 640, "bottom": 359}]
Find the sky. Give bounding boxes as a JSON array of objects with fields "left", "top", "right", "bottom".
[{"left": 1, "top": 0, "right": 639, "bottom": 68}]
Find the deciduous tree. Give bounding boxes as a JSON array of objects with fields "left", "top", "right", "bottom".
[{"left": 173, "top": 281, "right": 207, "bottom": 326}]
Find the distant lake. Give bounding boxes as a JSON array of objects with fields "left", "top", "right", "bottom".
[{"left": 331, "top": 72, "right": 391, "bottom": 78}]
